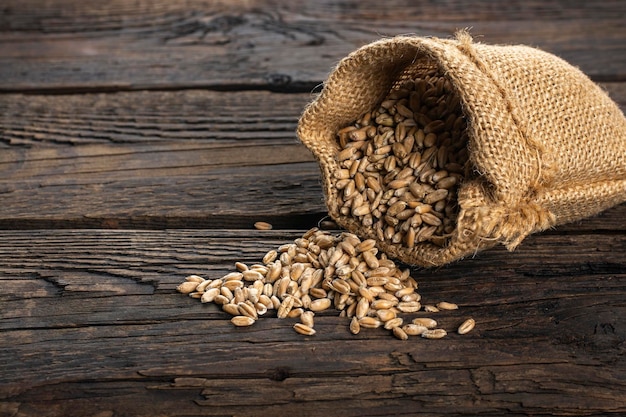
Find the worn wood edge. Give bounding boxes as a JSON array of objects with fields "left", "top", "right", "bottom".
[
  {"left": 3, "top": 361, "right": 625, "bottom": 416},
  {"left": 4, "top": 0, "right": 624, "bottom": 27},
  {"left": 0, "top": 12, "right": 624, "bottom": 91},
  {"left": 3, "top": 369, "right": 624, "bottom": 417}
]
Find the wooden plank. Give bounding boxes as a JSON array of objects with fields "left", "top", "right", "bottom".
[
  {"left": 1, "top": 86, "right": 624, "bottom": 148},
  {"left": 0, "top": 158, "right": 326, "bottom": 229},
  {"left": 0, "top": 90, "right": 319, "bottom": 228},
  {"left": 0, "top": 0, "right": 624, "bottom": 91},
  {"left": 4, "top": 0, "right": 624, "bottom": 29},
  {"left": 0, "top": 139, "right": 623, "bottom": 231},
  {"left": 0, "top": 88, "right": 624, "bottom": 230},
  {"left": 0, "top": 229, "right": 624, "bottom": 415},
  {"left": 0, "top": 90, "right": 310, "bottom": 147}
]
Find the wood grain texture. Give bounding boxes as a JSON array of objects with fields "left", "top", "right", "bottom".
[
  {"left": 0, "top": 0, "right": 624, "bottom": 91},
  {"left": 0, "top": 90, "right": 310, "bottom": 147},
  {"left": 0, "top": 140, "right": 623, "bottom": 231},
  {"left": 0, "top": 88, "right": 624, "bottom": 230},
  {"left": 2, "top": 86, "right": 624, "bottom": 148},
  {"left": 0, "top": 0, "right": 625, "bottom": 415},
  {"left": 0, "top": 229, "right": 624, "bottom": 416}
]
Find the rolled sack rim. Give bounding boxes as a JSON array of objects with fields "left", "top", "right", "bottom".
[{"left": 297, "top": 33, "right": 558, "bottom": 266}]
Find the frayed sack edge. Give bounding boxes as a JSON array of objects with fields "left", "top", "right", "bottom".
[{"left": 298, "top": 32, "right": 626, "bottom": 267}]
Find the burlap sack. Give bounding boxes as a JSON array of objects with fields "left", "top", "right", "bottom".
[{"left": 297, "top": 32, "right": 626, "bottom": 267}]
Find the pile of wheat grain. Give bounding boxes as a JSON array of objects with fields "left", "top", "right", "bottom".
[{"left": 178, "top": 227, "right": 474, "bottom": 340}]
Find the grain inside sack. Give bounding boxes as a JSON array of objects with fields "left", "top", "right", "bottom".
[
  {"left": 297, "top": 32, "right": 626, "bottom": 267},
  {"left": 334, "top": 69, "right": 469, "bottom": 250}
]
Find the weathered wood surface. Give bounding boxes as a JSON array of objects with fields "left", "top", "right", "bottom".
[
  {"left": 0, "top": 0, "right": 625, "bottom": 92},
  {"left": 1, "top": 229, "right": 625, "bottom": 416},
  {"left": 0, "top": 88, "right": 624, "bottom": 230},
  {"left": 0, "top": 0, "right": 625, "bottom": 416}
]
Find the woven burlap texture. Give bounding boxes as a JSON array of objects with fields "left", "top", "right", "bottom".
[{"left": 297, "top": 33, "right": 626, "bottom": 267}]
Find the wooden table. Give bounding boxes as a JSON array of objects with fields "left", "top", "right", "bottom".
[{"left": 1, "top": 1, "right": 625, "bottom": 416}]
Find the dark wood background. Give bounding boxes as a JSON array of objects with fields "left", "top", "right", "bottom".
[{"left": 1, "top": 1, "right": 625, "bottom": 416}]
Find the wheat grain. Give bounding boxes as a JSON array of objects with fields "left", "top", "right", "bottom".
[
  {"left": 436, "top": 301, "right": 458, "bottom": 310},
  {"left": 458, "top": 318, "right": 475, "bottom": 335},
  {"left": 231, "top": 316, "right": 255, "bottom": 327},
  {"left": 421, "top": 328, "right": 447, "bottom": 339},
  {"left": 254, "top": 221, "right": 273, "bottom": 230},
  {"left": 293, "top": 323, "right": 316, "bottom": 336},
  {"left": 334, "top": 72, "right": 469, "bottom": 249}
]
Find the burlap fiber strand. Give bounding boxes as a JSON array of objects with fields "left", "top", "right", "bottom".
[{"left": 297, "top": 32, "right": 626, "bottom": 267}]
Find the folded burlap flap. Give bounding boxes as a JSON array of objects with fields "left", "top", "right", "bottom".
[{"left": 297, "top": 32, "right": 626, "bottom": 267}]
